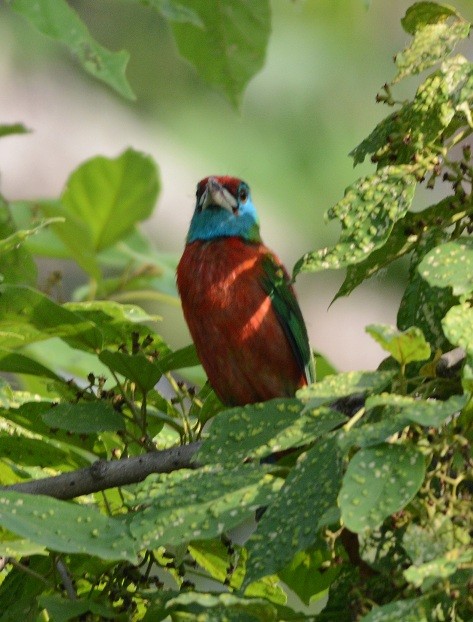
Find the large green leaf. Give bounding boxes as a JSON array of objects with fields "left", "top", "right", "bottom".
[
  {"left": 198, "top": 398, "right": 345, "bottom": 466},
  {"left": 129, "top": 465, "right": 281, "bottom": 548},
  {"left": 339, "top": 443, "right": 425, "bottom": 533},
  {"left": 10, "top": 0, "right": 135, "bottom": 100},
  {"left": 294, "top": 167, "right": 416, "bottom": 275},
  {"left": 40, "top": 150, "right": 159, "bottom": 278},
  {"left": 244, "top": 435, "right": 343, "bottom": 586},
  {"left": 61, "top": 149, "right": 159, "bottom": 252},
  {"left": 395, "top": 3, "right": 470, "bottom": 82},
  {"left": 0, "top": 285, "right": 102, "bottom": 351},
  {"left": 0, "top": 491, "right": 137, "bottom": 561},
  {"left": 171, "top": 0, "right": 271, "bottom": 108},
  {"left": 41, "top": 401, "right": 125, "bottom": 434}
]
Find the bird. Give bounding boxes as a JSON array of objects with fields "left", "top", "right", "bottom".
[{"left": 176, "top": 176, "right": 314, "bottom": 406}]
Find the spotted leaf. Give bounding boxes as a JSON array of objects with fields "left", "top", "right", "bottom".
[
  {"left": 0, "top": 491, "right": 137, "bottom": 561},
  {"left": 339, "top": 443, "right": 425, "bottom": 533},
  {"left": 243, "top": 435, "right": 343, "bottom": 586}
]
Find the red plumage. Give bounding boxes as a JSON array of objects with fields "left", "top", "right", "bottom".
[{"left": 177, "top": 237, "right": 307, "bottom": 406}]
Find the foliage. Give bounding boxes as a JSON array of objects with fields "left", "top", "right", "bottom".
[{"left": 0, "top": 1, "right": 472, "bottom": 621}]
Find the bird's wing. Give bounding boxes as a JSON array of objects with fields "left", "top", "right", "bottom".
[{"left": 260, "top": 254, "right": 315, "bottom": 384}]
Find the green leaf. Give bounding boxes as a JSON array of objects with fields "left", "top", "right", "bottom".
[
  {"left": 404, "top": 549, "right": 473, "bottom": 587},
  {"left": 40, "top": 150, "right": 159, "bottom": 279},
  {"left": 148, "top": 591, "right": 297, "bottom": 622},
  {"left": 401, "top": 3, "right": 459, "bottom": 34},
  {"left": 0, "top": 433, "right": 84, "bottom": 470},
  {"left": 339, "top": 443, "right": 425, "bottom": 533},
  {"left": 418, "top": 238, "right": 473, "bottom": 296},
  {"left": 129, "top": 465, "right": 281, "bottom": 548},
  {"left": 0, "top": 285, "right": 102, "bottom": 351},
  {"left": 395, "top": 3, "right": 470, "bottom": 82},
  {"left": 365, "top": 393, "right": 467, "bottom": 427},
  {"left": 0, "top": 123, "right": 30, "bottom": 138},
  {"left": 294, "top": 167, "right": 416, "bottom": 275},
  {"left": 99, "top": 350, "right": 161, "bottom": 391},
  {"left": 170, "top": 0, "right": 271, "bottom": 108},
  {"left": 123, "top": 0, "right": 203, "bottom": 26},
  {"left": 38, "top": 595, "right": 116, "bottom": 622},
  {"left": 41, "top": 401, "right": 125, "bottom": 433},
  {"left": 403, "top": 515, "right": 470, "bottom": 566},
  {"left": 359, "top": 596, "right": 432, "bottom": 622},
  {"left": 0, "top": 350, "right": 60, "bottom": 380},
  {"left": 366, "top": 324, "right": 431, "bottom": 365},
  {"left": 398, "top": 269, "right": 456, "bottom": 353},
  {"left": 10, "top": 0, "right": 135, "bottom": 100},
  {"left": 157, "top": 344, "right": 200, "bottom": 372},
  {"left": 351, "top": 57, "right": 473, "bottom": 167},
  {"left": 62, "top": 149, "right": 159, "bottom": 252},
  {"left": 63, "top": 300, "right": 165, "bottom": 352},
  {"left": 278, "top": 546, "right": 340, "bottom": 606},
  {"left": 198, "top": 398, "right": 345, "bottom": 466},
  {"left": 0, "top": 491, "right": 137, "bottom": 561},
  {"left": 0, "top": 537, "right": 46, "bottom": 557},
  {"left": 442, "top": 302, "right": 473, "bottom": 356},
  {"left": 297, "top": 370, "right": 395, "bottom": 408},
  {"left": 244, "top": 435, "right": 343, "bottom": 586},
  {"left": 0, "top": 196, "right": 36, "bottom": 286},
  {"left": 3, "top": 401, "right": 99, "bottom": 458}
]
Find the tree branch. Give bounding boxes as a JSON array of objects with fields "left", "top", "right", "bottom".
[{"left": 0, "top": 442, "right": 201, "bottom": 500}]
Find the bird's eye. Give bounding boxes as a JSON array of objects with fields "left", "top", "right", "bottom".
[{"left": 239, "top": 188, "right": 248, "bottom": 203}]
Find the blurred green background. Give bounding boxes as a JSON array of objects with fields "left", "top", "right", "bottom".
[{"left": 1, "top": 0, "right": 472, "bottom": 371}]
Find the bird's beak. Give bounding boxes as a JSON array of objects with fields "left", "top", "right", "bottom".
[{"left": 199, "top": 177, "right": 238, "bottom": 212}]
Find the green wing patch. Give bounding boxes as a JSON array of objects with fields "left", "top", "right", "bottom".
[{"left": 261, "top": 255, "right": 315, "bottom": 384}]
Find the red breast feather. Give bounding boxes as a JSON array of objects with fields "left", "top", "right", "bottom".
[{"left": 176, "top": 237, "right": 307, "bottom": 406}]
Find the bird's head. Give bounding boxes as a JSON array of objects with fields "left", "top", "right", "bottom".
[{"left": 186, "top": 176, "right": 261, "bottom": 243}]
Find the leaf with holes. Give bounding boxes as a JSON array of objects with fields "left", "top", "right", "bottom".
[
  {"left": 243, "top": 435, "right": 343, "bottom": 586},
  {"left": 294, "top": 167, "right": 416, "bottom": 275},
  {"left": 339, "top": 443, "right": 425, "bottom": 533},
  {"left": 395, "top": 3, "right": 470, "bottom": 82}
]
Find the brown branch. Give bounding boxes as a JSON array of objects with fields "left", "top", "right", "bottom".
[{"left": 0, "top": 442, "right": 201, "bottom": 500}]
